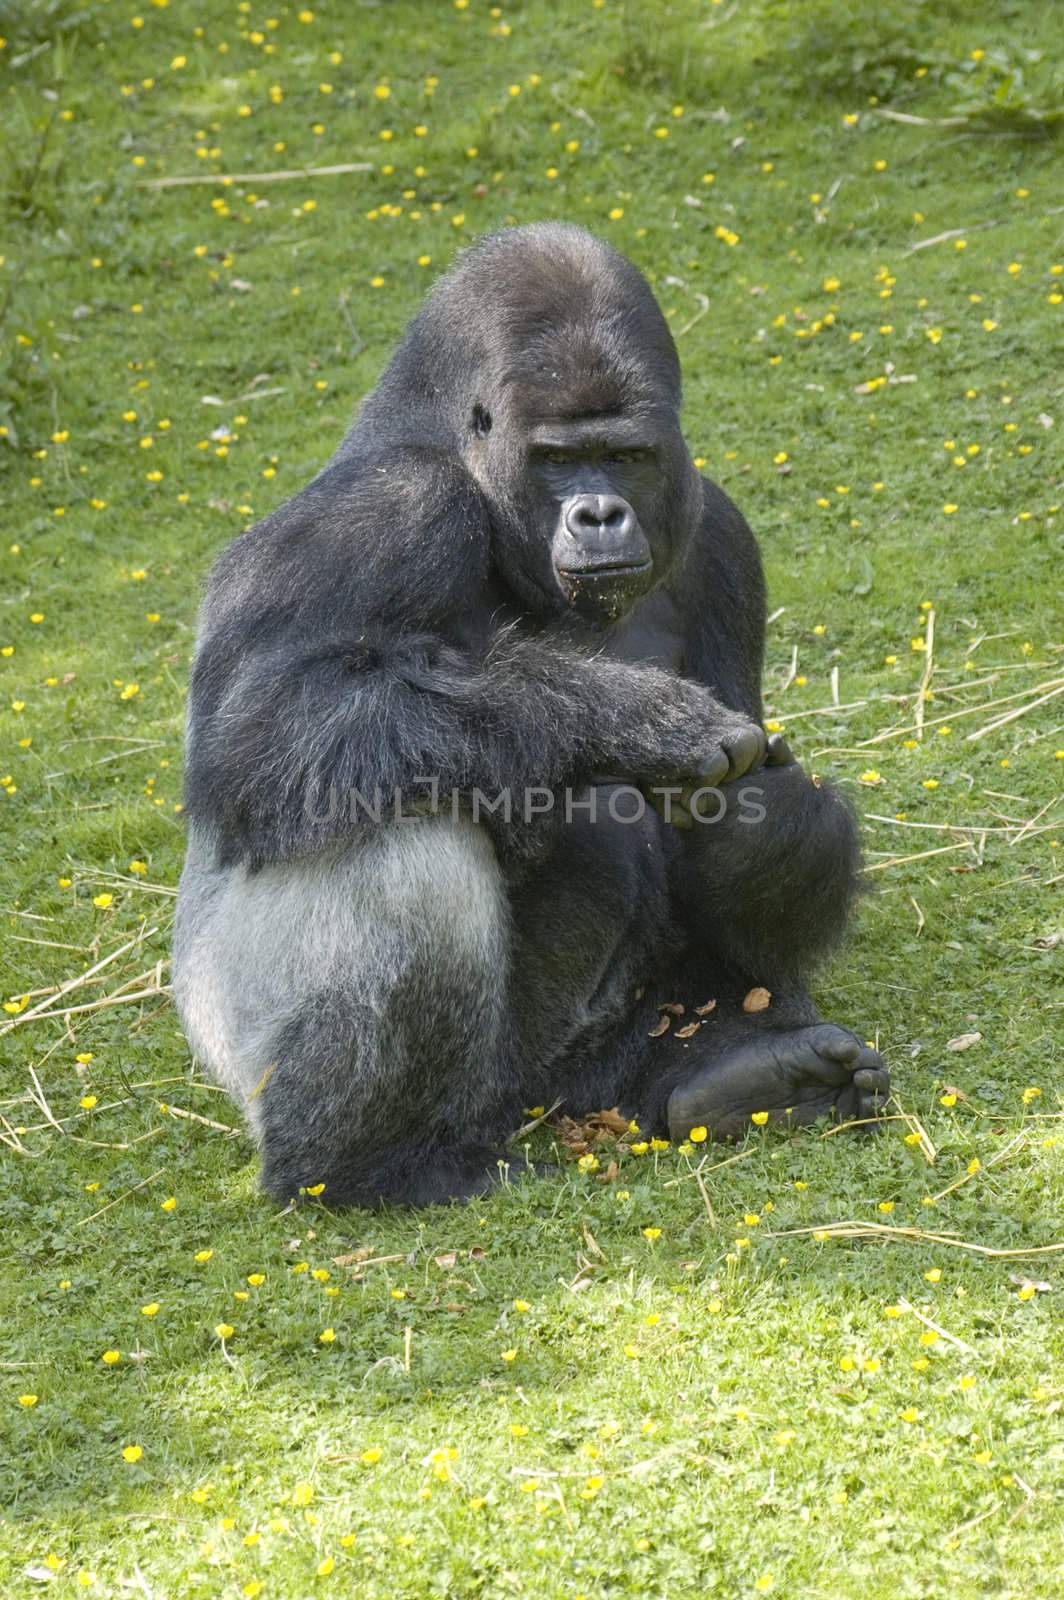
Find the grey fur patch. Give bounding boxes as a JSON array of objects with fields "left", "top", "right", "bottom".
[{"left": 172, "top": 814, "right": 508, "bottom": 1142}]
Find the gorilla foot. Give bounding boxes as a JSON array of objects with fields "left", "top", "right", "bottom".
[
  {"left": 666, "top": 1024, "right": 889, "bottom": 1142},
  {"left": 262, "top": 1144, "right": 535, "bottom": 1210}
]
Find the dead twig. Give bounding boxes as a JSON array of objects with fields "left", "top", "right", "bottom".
[
  {"left": 863, "top": 842, "right": 972, "bottom": 872},
  {"left": 764, "top": 1220, "right": 1064, "bottom": 1259},
  {"left": 966, "top": 680, "right": 1064, "bottom": 741},
  {"left": 896, "top": 1298, "right": 979, "bottom": 1358},
  {"left": 138, "top": 162, "right": 372, "bottom": 189},
  {"left": 0, "top": 928, "right": 159, "bottom": 1036},
  {"left": 914, "top": 606, "right": 935, "bottom": 740},
  {"left": 77, "top": 1169, "right": 165, "bottom": 1226}
]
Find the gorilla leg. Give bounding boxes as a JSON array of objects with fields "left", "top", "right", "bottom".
[
  {"left": 625, "top": 754, "right": 891, "bottom": 1140},
  {"left": 173, "top": 816, "right": 519, "bottom": 1207},
  {"left": 627, "top": 977, "right": 890, "bottom": 1143}
]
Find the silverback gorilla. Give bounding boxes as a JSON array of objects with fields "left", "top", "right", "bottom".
[{"left": 174, "top": 222, "right": 889, "bottom": 1208}]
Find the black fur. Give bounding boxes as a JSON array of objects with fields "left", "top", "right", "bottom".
[{"left": 176, "top": 223, "right": 884, "bottom": 1209}]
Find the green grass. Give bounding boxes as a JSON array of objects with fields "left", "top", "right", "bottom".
[{"left": 2, "top": 0, "right": 1063, "bottom": 1594}]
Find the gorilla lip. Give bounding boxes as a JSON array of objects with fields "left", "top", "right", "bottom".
[{"left": 557, "top": 559, "right": 652, "bottom": 579}]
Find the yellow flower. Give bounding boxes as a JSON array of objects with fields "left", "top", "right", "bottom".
[
  {"left": 689, "top": 1125, "right": 708, "bottom": 1143},
  {"left": 122, "top": 1444, "right": 143, "bottom": 1462},
  {"left": 92, "top": 893, "right": 113, "bottom": 909},
  {"left": 141, "top": 1302, "right": 160, "bottom": 1316},
  {"left": 18, "top": 1393, "right": 39, "bottom": 1406},
  {"left": 750, "top": 1111, "right": 770, "bottom": 1126},
  {"left": 160, "top": 1195, "right": 177, "bottom": 1211},
  {"left": 360, "top": 1447, "right": 382, "bottom": 1463},
  {"left": 215, "top": 1323, "right": 234, "bottom": 1339},
  {"left": 513, "top": 1299, "right": 531, "bottom": 1312},
  {"left": 319, "top": 1327, "right": 336, "bottom": 1343},
  {"left": 500, "top": 1348, "right": 518, "bottom": 1362},
  {"left": 194, "top": 1249, "right": 214, "bottom": 1263},
  {"left": 317, "top": 1556, "right": 336, "bottom": 1576},
  {"left": 642, "top": 1227, "right": 662, "bottom": 1240}
]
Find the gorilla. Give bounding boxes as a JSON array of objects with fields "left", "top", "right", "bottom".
[{"left": 173, "top": 222, "right": 889, "bottom": 1209}]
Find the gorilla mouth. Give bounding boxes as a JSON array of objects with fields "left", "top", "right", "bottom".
[{"left": 558, "top": 559, "right": 653, "bottom": 580}]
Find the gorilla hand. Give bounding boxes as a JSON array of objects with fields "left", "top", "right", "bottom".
[{"left": 639, "top": 708, "right": 771, "bottom": 830}]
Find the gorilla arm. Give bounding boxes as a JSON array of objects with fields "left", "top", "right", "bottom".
[
  {"left": 183, "top": 456, "right": 764, "bottom": 868},
  {"left": 184, "top": 624, "right": 767, "bottom": 868}
]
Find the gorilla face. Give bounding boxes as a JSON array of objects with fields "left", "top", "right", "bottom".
[
  {"left": 530, "top": 423, "right": 659, "bottom": 620},
  {"left": 468, "top": 403, "right": 684, "bottom": 625}
]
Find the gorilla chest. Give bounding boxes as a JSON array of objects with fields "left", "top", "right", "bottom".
[{"left": 589, "top": 587, "right": 687, "bottom": 673}]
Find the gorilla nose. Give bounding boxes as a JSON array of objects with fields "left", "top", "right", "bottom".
[{"left": 563, "top": 494, "right": 636, "bottom": 541}]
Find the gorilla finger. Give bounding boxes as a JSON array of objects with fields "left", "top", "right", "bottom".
[
  {"left": 853, "top": 1067, "right": 891, "bottom": 1095},
  {"left": 765, "top": 732, "right": 797, "bottom": 767},
  {"left": 670, "top": 806, "right": 694, "bottom": 831},
  {"left": 691, "top": 785, "right": 725, "bottom": 820},
  {"left": 697, "top": 748, "right": 731, "bottom": 789},
  {"left": 722, "top": 725, "right": 766, "bottom": 780}
]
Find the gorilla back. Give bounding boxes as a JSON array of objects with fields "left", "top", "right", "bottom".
[{"left": 174, "top": 222, "right": 889, "bottom": 1209}]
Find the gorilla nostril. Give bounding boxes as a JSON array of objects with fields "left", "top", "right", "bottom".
[{"left": 565, "top": 495, "right": 636, "bottom": 538}]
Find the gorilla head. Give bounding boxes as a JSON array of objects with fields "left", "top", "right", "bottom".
[{"left": 353, "top": 224, "right": 704, "bottom": 624}]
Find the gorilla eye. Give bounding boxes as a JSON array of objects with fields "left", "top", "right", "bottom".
[
  {"left": 608, "top": 448, "right": 651, "bottom": 465},
  {"left": 471, "top": 403, "right": 493, "bottom": 438}
]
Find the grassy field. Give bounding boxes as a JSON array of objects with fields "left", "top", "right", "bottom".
[{"left": 1, "top": 0, "right": 1062, "bottom": 1595}]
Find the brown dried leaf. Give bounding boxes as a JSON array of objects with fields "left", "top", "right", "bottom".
[
  {"left": 648, "top": 1015, "right": 672, "bottom": 1038},
  {"left": 585, "top": 1107, "right": 630, "bottom": 1136},
  {"left": 469, "top": 1245, "right": 486, "bottom": 1261},
  {"left": 946, "top": 1032, "right": 982, "bottom": 1052},
  {"left": 553, "top": 1114, "right": 592, "bottom": 1152},
  {"left": 743, "top": 987, "right": 772, "bottom": 1014},
  {"left": 434, "top": 1251, "right": 457, "bottom": 1269},
  {"left": 598, "top": 1160, "right": 619, "bottom": 1183},
  {"left": 695, "top": 999, "right": 717, "bottom": 1016},
  {"left": 675, "top": 1021, "right": 702, "bottom": 1039},
  {"left": 332, "top": 1248, "right": 372, "bottom": 1267},
  {"left": 658, "top": 1001, "right": 685, "bottom": 1016}
]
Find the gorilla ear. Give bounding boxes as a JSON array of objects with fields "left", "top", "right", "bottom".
[{"left": 470, "top": 403, "right": 493, "bottom": 438}]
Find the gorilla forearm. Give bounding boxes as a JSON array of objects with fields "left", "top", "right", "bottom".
[
  {"left": 675, "top": 763, "right": 863, "bottom": 986},
  {"left": 185, "top": 626, "right": 748, "bottom": 864}
]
